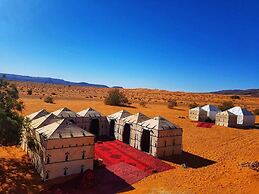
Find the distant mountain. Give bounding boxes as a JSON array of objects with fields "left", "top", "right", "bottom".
[
  {"left": 211, "top": 89, "right": 259, "bottom": 97},
  {"left": 0, "top": 73, "right": 122, "bottom": 88}
]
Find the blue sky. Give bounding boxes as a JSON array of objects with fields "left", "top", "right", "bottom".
[{"left": 0, "top": 0, "right": 258, "bottom": 92}]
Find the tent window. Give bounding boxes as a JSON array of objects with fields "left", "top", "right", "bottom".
[
  {"left": 82, "top": 151, "right": 85, "bottom": 159},
  {"left": 46, "top": 172, "right": 49, "bottom": 180},
  {"left": 64, "top": 167, "right": 67, "bottom": 176},
  {"left": 47, "top": 156, "right": 50, "bottom": 164},
  {"left": 65, "top": 152, "right": 69, "bottom": 161},
  {"left": 80, "top": 165, "right": 84, "bottom": 173}
]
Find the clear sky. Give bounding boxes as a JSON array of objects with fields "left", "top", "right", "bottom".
[{"left": 0, "top": 0, "right": 258, "bottom": 92}]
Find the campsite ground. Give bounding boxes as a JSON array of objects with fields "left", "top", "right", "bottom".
[{"left": 0, "top": 82, "right": 259, "bottom": 194}]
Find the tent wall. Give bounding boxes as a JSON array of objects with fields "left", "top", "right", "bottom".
[
  {"left": 189, "top": 109, "right": 207, "bottom": 122},
  {"left": 74, "top": 117, "right": 109, "bottom": 136},
  {"left": 215, "top": 113, "right": 237, "bottom": 127}
]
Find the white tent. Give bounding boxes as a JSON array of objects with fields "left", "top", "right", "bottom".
[
  {"left": 228, "top": 106, "right": 255, "bottom": 127},
  {"left": 201, "top": 105, "right": 221, "bottom": 121},
  {"left": 107, "top": 110, "right": 131, "bottom": 121}
]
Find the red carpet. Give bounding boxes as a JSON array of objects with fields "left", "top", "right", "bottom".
[
  {"left": 95, "top": 140, "right": 174, "bottom": 184},
  {"left": 197, "top": 122, "right": 214, "bottom": 128}
]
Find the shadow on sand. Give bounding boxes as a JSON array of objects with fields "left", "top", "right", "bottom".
[
  {"left": 164, "top": 151, "right": 216, "bottom": 168},
  {"left": 42, "top": 167, "right": 134, "bottom": 194},
  {"left": 0, "top": 156, "right": 43, "bottom": 193}
]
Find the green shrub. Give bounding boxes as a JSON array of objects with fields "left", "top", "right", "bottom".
[
  {"left": 27, "top": 89, "right": 33, "bottom": 95},
  {"left": 167, "top": 99, "right": 177, "bottom": 109},
  {"left": 0, "top": 79, "right": 24, "bottom": 145},
  {"left": 218, "top": 101, "right": 234, "bottom": 111},
  {"left": 104, "top": 89, "right": 128, "bottom": 106},
  {"left": 44, "top": 96, "right": 54, "bottom": 104},
  {"left": 139, "top": 100, "right": 147, "bottom": 107},
  {"left": 230, "top": 95, "right": 241, "bottom": 100}
]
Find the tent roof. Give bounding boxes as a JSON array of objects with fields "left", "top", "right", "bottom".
[
  {"left": 52, "top": 107, "right": 80, "bottom": 118},
  {"left": 122, "top": 113, "right": 150, "bottom": 124},
  {"left": 26, "top": 109, "right": 49, "bottom": 120},
  {"left": 36, "top": 119, "right": 93, "bottom": 139},
  {"left": 77, "top": 108, "right": 102, "bottom": 117},
  {"left": 228, "top": 106, "right": 254, "bottom": 116},
  {"left": 138, "top": 116, "right": 180, "bottom": 130},
  {"left": 201, "top": 105, "right": 220, "bottom": 112},
  {"left": 190, "top": 106, "right": 202, "bottom": 111},
  {"left": 31, "top": 113, "right": 58, "bottom": 129},
  {"left": 217, "top": 110, "right": 236, "bottom": 116},
  {"left": 107, "top": 110, "right": 131, "bottom": 120}
]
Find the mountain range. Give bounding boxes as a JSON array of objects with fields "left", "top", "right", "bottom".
[{"left": 0, "top": 73, "right": 123, "bottom": 88}]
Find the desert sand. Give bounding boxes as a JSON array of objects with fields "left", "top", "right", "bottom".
[{"left": 0, "top": 82, "right": 259, "bottom": 194}]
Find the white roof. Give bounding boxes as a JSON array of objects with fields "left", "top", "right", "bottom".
[
  {"left": 138, "top": 116, "right": 180, "bottom": 130},
  {"left": 190, "top": 106, "right": 203, "bottom": 111},
  {"left": 26, "top": 109, "right": 49, "bottom": 120},
  {"left": 107, "top": 110, "right": 131, "bottom": 120},
  {"left": 122, "top": 113, "right": 150, "bottom": 124},
  {"left": 31, "top": 113, "right": 57, "bottom": 129},
  {"left": 201, "top": 105, "right": 220, "bottom": 112},
  {"left": 228, "top": 106, "right": 254, "bottom": 116},
  {"left": 77, "top": 108, "right": 102, "bottom": 117},
  {"left": 52, "top": 107, "right": 80, "bottom": 118},
  {"left": 36, "top": 119, "right": 93, "bottom": 139}
]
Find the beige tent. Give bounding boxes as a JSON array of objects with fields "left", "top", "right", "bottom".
[
  {"left": 107, "top": 110, "right": 131, "bottom": 138},
  {"left": 77, "top": 108, "right": 109, "bottom": 136},
  {"left": 215, "top": 110, "right": 237, "bottom": 127},
  {"left": 189, "top": 107, "right": 207, "bottom": 121},
  {"left": 115, "top": 112, "right": 150, "bottom": 144},
  {"left": 137, "top": 116, "right": 183, "bottom": 158},
  {"left": 201, "top": 105, "right": 221, "bottom": 121},
  {"left": 26, "top": 109, "right": 49, "bottom": 120},
  {"left": 24, "top": 119, "right": 94, "bottom": 181},
  {"left": 216, "top": 107, "right": 255, "bottom": 128}
]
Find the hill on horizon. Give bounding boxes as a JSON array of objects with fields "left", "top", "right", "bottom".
[{"left": 0, "top": 73, "right": 123, "bottom": 89}]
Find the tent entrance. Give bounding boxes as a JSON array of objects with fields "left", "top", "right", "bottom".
[
  {"left": 90, "top": 119, "right": 100, "bottom": 136},
  {"left": 122, "top": 123, "right": 131, "bottom": 144},
  {"left": 109, "top": 119, "right": 115, "bottom": 138},
  {"left": 141, "top": 129, "right": 150, "bottom": 153}
]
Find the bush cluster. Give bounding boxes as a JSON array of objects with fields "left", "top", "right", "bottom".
[
  {"left": 104, "top": 89, "right": 129, "bottom": 106},
  {"left": 167, "top": 99, "right": 177, "bottom": 109},
  {"left": 44, "top": 96, "right": 54, "bottom": 104}
]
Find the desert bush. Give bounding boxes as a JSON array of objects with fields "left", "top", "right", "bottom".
[
  {"left": 27, "top": 89, "right": 33, "bottom": 95},
  {"left": 104, "top": 89, "right": 128, "bottom": 106},
  {"left": 218, "top": 101, "right": 234, "bottom": 111},
  {"left": 167, "top": 99, "right": 177, "bottom": 109},
  {"left": 230, "top": 95, "right": 241, "bottom": 100},
  {"left": 51, "top": 92, "right": 56, "bottom": 95},
  {"left": 254, "top": 109, "right": 259, "bottom": 115},
  {"left": 139, "top": 100, "right": 147, "bottom": 107},
  {"left": 44, "top": 96, "right": 54, "bottom": 104}
]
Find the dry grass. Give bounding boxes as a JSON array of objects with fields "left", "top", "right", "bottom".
[{"left": 1, "top": 81, "right": 259, "bottom": 193}]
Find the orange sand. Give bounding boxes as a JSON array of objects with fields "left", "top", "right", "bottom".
[{"left": 0, "top": 83, "right": 259, "bottom": 193}]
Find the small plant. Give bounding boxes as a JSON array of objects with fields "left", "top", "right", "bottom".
[
  {"left": 167, "top": 99, "right": 177, "bottom": 109},
  {"left": 139, "top": 100, "right": 147, "bottom": 107},
  {"left": 51, "top": 92, "right": 56, "bottom": 95},
  {"left": 218, "top": 101, "right": 234, "bottom": 111},
  {"left": 254, "top": 109, "right": 259, "bottom": 115},
  {"left": 189, "top": 102, "right": 199, "bottom": 109},
  {"left": 44, "top": 96, "right": 54, "bottom": 103},
  {"left": 27, "top": 89, "right": 33, "bottom": 95},
  {"left": 230, "top": 95, "right": 241, "bottom": 100},
  {"left": 104, "top": 89, "right": 128, "bottom": 106}
]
